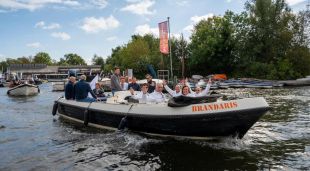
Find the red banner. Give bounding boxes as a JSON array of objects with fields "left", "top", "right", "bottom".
[{"left": 158, "top": 21, "right": 169, "bottom": 54}]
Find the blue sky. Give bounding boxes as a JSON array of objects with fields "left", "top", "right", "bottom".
[{"left": 0, "top": 0, "right": 308, "bottom": 64}]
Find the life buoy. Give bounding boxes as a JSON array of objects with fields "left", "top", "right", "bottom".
[
  {"left": 84, "top": 109, "right": 89, "bottom": 126},
  {"left": 52, "top": 101, "right": 58, "bottom": 116}
]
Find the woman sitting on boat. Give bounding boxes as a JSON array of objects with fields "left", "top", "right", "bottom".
[
  {"left": 183, "top": 78, "right": 212, "bottom": 97},
  {"left": 93, "top": 83, "right": 106, "bottom": 101}
]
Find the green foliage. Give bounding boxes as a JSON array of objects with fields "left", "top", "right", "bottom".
[
  {"left": 61, "top": 53, "right": 86, "bottom": 65},
  {"left": 105, "top": 34, "right": 161, "bottom": 78},
  {"left": 92, "top": 54, "right": 105, "bottom": 70},
  {"left": 189, "top": 11, "right": 237, "bottom": 76},
  {"left": 186, "top": 0, "right": 310, "bottom": 79},
  {"left": 33, "top": 52, "right": 52, "bottom": 65}
]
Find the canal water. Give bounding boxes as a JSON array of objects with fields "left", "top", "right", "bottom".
[{"left": 0, "top": 83, "right": 309, "bottom": 170}]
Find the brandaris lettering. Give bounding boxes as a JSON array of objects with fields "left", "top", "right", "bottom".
[{"left": 192, "top": 102, "right": 238, "bottom": 112}]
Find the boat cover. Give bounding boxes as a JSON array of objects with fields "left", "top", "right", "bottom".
[{"left": 168, "top": 94, "right": 222, "bottom": 107}]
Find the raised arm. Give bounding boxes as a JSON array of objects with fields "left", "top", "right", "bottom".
[
  {"left": 164, "top": 84, "right": 175, "bottom": 96},
  {"left": 199, "top": 78, "right": 212, "bottom": 96},
  {"left": 185, "top": 82, "right": 194, "bottom": 94}
]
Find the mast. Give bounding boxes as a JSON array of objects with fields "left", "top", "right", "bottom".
[{"left": 167, "top": 17, "right": 173, "bottom": 81}]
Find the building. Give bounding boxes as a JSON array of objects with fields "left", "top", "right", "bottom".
[{"left": 7, "top": 64, "right": 101, "bottom": 81}]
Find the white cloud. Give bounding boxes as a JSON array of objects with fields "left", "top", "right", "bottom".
[
  {"left": 51, "top": 32, "right": 71, "bottom": 40},
  {"left": 26, "top": 42, "right": 41, "bottom": 48},
  {"left": 91, "top": 0, "right": 108, "bottom": 9},
  {"left": 183, "top": 13, "right": 214, "bottom": 32},
  {"left": 35, "top": 21, "right": 61, "bottom": 30},
  {"left": 106, "top": 36, "right": 117, "bottom": 41},
  {"left": 134, "top": 24, "right": 158, "bottom": 36},
  {"left": 176, "top": 0, "right": 189, "bottom": 6},
  {"left": 81, "top": 16, "right": 120, "bottom": 33},
  {"left": 121, "top": 0, "right": 156, "bottom": 15},
  {"left": 226, "top": 0, "right": 232, "bottom": 3},
  {"left": 190, "top": 14, "right": 214, "bottom": 23},
  {"left": 0, "top": 0, "right": 80, "bottom": 11},
  {"left": 286, "top": 0, "right": 306, "bottom": 6}
]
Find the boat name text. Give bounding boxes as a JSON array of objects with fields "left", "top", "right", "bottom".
[{"left": 192, "top": 102, "right": 238, "bottom": 112}]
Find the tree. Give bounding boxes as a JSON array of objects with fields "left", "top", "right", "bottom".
[
  {"left": 173, "top": 34, "right": 190, "bottom": 78},
  {"left": 241, "top": 0, "right": 310, "bottom": 79},
  {"left": 92, "top": 54, "right": 105, "bottom": 70},
  {"left": 0, "top": 61, "right": 9, "bottom": 72},
  {"left": 105, "top": 34, "right": 161, "bottom": 78},
  {"left": 17, "top": 56, "right": 32, "bottom": 64},
  {"left": 33, "top": 52, "right": 52, "bottom": 65},
  {"left": 63, "top": 53, "right": 86, "bottom": 65},
  {"left": 189, "top": 11, "right": 237, "bottom": 76}
]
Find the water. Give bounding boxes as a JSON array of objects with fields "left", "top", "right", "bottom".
[{"left": 0, "top": 83, "right": 309, "bottom": 170}]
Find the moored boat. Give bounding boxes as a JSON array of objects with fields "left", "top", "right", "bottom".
[
  {"left": 7, "top": 83, "right": 40, "bottom": 96},
  {"left": 52, "top": 81, "right": 66, "bottom": 91},
  {"left": 53, "top": 93, "right": 270, "bottom": 139}
]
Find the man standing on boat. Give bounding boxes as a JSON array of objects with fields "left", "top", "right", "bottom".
[
  {"left": 65, "top": 76, "right": 76, "bottom": 100},
  {"left": 146, "top": 74, "right": 156, "bottom": 93},
  {"left": 74, "top": 75, "right": 97, "bottom": 102},
  {"left": 111, "top": 66, "right": 123, "bottom": 96}
]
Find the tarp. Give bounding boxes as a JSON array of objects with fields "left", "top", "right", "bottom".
[{"left": 88, "top": 74, "right": 99, "bottom": 98}]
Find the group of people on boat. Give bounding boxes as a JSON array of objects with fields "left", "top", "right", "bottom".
[{"left": 64, "top": 66, "right": 212, "bottom": 103}]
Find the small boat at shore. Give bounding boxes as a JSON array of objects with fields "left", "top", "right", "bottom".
[
  {"left": 7, "top": 84, "right": 40, "bottom": 96},
  {"left": 53, "top": 92, "right": 270, "bottom": 139},
  {"left": 278, "top": 77, "right": 310, "bottom": 86},
  {"left": 52, "top": 81, "right": 66, "bottom": 91}
]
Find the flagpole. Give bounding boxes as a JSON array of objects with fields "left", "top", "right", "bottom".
[{"left": 167, "top": 17, "right": 173, "bottom": 82}]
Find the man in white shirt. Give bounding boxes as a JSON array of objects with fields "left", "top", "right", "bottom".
[
  {"left": 163, "top": 80, "right": 182, "bottom": 97},
  {"left": 148, "top": 83, "right": 166, "bottom": 103},
  {"left": 120, "top": 76, "right": 128, "bottom": 91},
  {"left": 129, "top": 83, "right": 149, "bottom": 103}
]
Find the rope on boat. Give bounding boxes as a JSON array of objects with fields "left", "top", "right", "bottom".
[{"left": 118, "top": 104, "right": 134, "bottom": 130}]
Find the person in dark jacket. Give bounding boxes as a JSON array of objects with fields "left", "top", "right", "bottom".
[
  {"left": 110, "top": 66, "right": 122, "bottom": 96},
  {"left": 128, "top": 77, "right": 141, "bottom": 91},
  {"left": 74, "top": 75, "right": 97, "bottom": 102},
  {"left": 146, "top": 74, "right": 156, "bottom": 93},
  {"left": 65, "top": 76, "right": 76, "bottom": 100}
]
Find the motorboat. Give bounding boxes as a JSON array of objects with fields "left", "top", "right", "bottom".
[
  {"left": 278, "top": 77, "right": 310, "bottom": 86},
  {"left": 53, "top": 91, "right": 271, "bottom": 140},
  {"left": 7, "top": 83, "right": 40, "bottom": 96},
  {"left": 52, "top": 81, "right": 66, "bottom": 91}
]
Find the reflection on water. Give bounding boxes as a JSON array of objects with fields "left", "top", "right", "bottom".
[{"left": 0, "top": 84, "right": 309, "bottom": 170}]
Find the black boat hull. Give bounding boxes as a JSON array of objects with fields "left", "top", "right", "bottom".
[{"left": 56, "top": 98, "right": 270, "bottom": 139}]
